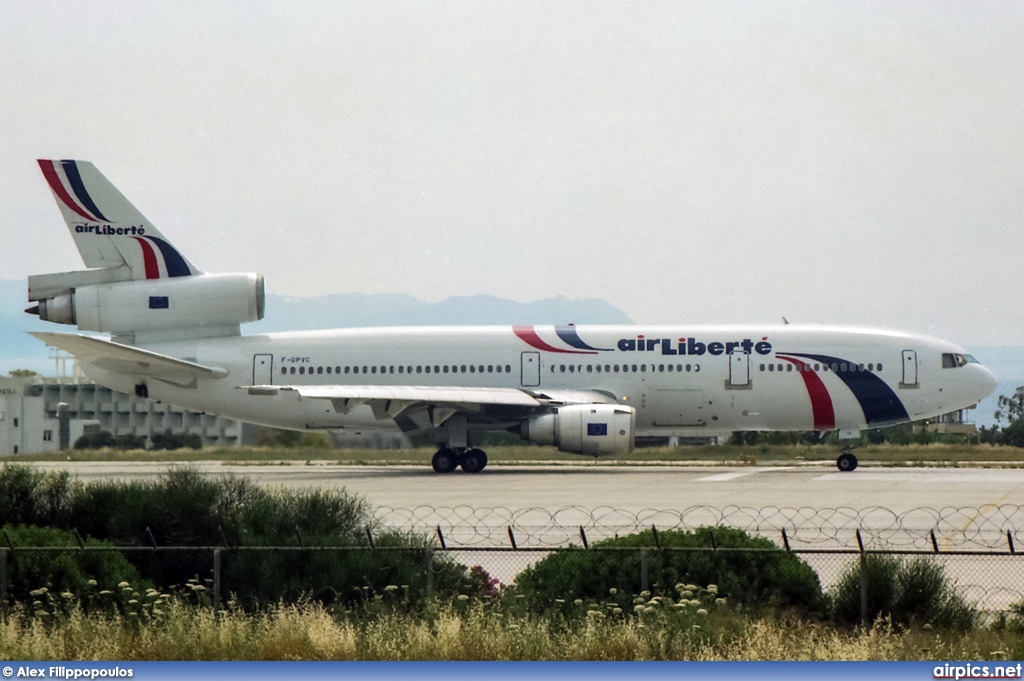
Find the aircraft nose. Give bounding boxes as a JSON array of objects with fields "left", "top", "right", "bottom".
[{"left": 980, "top": 365, "right": 998, "bottom": 398}]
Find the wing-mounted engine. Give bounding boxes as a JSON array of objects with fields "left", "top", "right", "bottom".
[
  {"left": 27, "top": 270, "right": 265, "bottom": 343},
  {"left": 522, "top": 404, "right": 636, "bottom": 456}
]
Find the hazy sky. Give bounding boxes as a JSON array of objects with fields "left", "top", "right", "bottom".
[{"left": 2, "top": 1, "right": 1023, "bottom": 345}]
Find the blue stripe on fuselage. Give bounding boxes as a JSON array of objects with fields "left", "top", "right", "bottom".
[
  {"left": 556, "top": 325, "right": 612, "bottom": 352},
  {"left": 785, "top": 353, "right": 909, "bottom": 426}
]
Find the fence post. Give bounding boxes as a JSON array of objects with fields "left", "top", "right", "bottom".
[
  {"left": 213, "top": 549, "right": 221, "bottom": 615},
  {"left": 856, "top": 529, "right": 868, "bottom": 627},
  {"left": 1, "top": 547, "right": 7, "bottom": 619},
  {"left": 640, "top": 548, "right": 649, "bottom": 593},
  {"left": 426, "top": 548, "right": 435, "bottom": 597}
]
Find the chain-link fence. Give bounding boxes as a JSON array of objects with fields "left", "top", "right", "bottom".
[{"left": 3, "top": 505, "right": 1023, "bottom": 620}]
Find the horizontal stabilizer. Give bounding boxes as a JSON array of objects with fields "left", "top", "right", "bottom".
[{"left": 31, "top": 332, "right": 228, "bottom": 382}]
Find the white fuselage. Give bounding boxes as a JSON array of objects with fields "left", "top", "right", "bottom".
[{"left": 79, "top": 323, "right": 997, "bottom": 438}]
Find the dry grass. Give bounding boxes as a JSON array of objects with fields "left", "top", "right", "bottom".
[{"left": 3, "top": 600, "right": 1023, "bottom": 661}]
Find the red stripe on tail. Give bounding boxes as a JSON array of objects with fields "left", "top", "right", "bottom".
[
  {"left": 37, "top": 159, "right": 99, "bottom": 222},
  {"left": 132, "top": 237, "right": 161, "bottom": 279}
]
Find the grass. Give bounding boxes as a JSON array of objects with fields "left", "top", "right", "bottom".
[
  {"left": 9, "top": 443, "right": 1024, "bottom": 468},
  {"left": 3, "top": 596, "right": 1024, "bottom": 660}
]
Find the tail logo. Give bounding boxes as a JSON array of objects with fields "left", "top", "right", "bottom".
[
  {"left": 132, "top": 236, "right": 193, "bottom": 279},
  {"left": 38, "top": 160, "right": 110, "bottom": 223}
]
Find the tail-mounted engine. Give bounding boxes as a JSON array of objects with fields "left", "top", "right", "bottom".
[
  {"left": 522, "top": 404, "right": 636, "bottom": 456},
  {"left": 27, "top": 271, "right": 265, "bottom": 341}
]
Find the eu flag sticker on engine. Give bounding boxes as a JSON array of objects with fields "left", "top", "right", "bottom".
[
  {"left": 149, "top": 296, "right": 169, "bottom": 309},
  {"left": 587, "top": 423, "right": 608, "bottom": 436}
]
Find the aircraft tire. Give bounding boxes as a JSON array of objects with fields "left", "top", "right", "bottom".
[
  {"left": 432, "top": 448, "right": 459, "bottom": 474},
  {"left": 836, "top": 452, "right": 858, "bottom": 472},
  {"left": 460, "top": 448, "right": 488, "bottom": 473}
]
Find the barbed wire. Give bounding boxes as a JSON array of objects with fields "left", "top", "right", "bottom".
[{"left": 376, "top": 504, "right": 1024, "bottom": 551}]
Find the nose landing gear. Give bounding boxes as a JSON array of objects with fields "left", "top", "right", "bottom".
[{"left": 836, "top": 451, "right": 858, "bottom": 472}]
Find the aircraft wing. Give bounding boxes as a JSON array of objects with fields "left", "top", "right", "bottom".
[
  {"left": 31, "top": 332, "right": 229, "bottom": 384},
  {"left": 246, "top": 384, "right": 618, "bottom": 428}
]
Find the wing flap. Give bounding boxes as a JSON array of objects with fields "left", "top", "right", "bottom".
[
  {"left": 255, "top": 384, "right": 541, "bottom": 407},
  {"left": 31, "top": 332, "right": 228, "bottom": 381}
]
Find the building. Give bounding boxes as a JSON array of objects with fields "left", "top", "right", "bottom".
[{"left": 0, "top": 372, "right": 246, "bottom": 456}]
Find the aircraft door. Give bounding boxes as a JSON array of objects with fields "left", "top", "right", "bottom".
[
  {"left": 253, "top": 354, "right": 273, "bottom": 386},
  {"left": 901, "top": 349, "right": 918, "bottom": 387},
  {"left": 521, "top": 352, "right": 541, "bottom": 387},
  {"left": 728, "top": 350, "right": 750, "bottom": 388}
]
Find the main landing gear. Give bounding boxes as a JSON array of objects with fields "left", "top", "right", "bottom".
[
  {"left": 836, "top": 450, "right": 858, "bottom": 472},
  {"left": 432, "top": 447, "right": 489, "bottom": 474}
]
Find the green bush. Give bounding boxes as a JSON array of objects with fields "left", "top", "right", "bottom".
[
  {"left": 73, "top": 431, "right": 147, "bottom": 450},
  {"left": 830, "top": 554, "right": 979, "bottom": 630},
  {"left": 1, "top": 525, "right": 146, "bottom": 601},
  {"left": 513, "top": 526, "right": 823, "bottom": 614},
  {"left": 150, "top": 431, "right": 202, "bottom": 450},
  {"left": 0, "top": 464, "right": 482, "bottom": 608},
  {"left": 0, "top": 465, "right": 78, "bottom": 527}
]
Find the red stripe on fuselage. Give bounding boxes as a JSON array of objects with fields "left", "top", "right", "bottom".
[
  {"left": 37, "top": 159, "right": 99, "bottom": 222},
  {"left": 779, "top": 355, "right": 836, "bottom": 430},
  {"left": 132, "top": 237, "right": 161, "bottom": 279},
  {"left": 513, "top": 326, "right": 596, "bottom": 354}
]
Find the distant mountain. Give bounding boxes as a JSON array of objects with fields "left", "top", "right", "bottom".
[
  {"left": 250, "top": 292, "right": 633, "bottom": 332},
  {"left": 0, "top": 279, "right": 632, "bottom": 374}
]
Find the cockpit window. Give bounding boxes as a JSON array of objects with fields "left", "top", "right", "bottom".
[{"left": 942, "top": 353, "right": 972, "bottom": 368}]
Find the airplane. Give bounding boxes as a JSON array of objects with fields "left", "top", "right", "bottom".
[{"left": 25, "top": 160, "right": 998, "bottom": 473}]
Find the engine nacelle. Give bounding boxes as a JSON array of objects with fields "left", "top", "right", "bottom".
[
  {"left": 522, "top": 404, "right": 636, "bottom": 457},
  {"left": 33, "top": 272, "right": 265, "bottom": 336}
]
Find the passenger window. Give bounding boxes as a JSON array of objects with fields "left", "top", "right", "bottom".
[
  {"left": 290, "top": 367, "right": 296, "bottom": 375},
  {"left": 786, "top": 364, "right": 792, "bottom": 372},
  {"left": 299, "top": 367, "right": 305, "bottom": 375},
  {"left": 686, "top": 364, "right": 691, "bottom": 372},
  {"left": 632, "top": 365, "right": 638, "bottom": 372},
  {"left": 614, "top": 365, "right": 620, "bottom": 373},
  {"left": 443, "top": 366, "right": 449, "bottom": 373},
  {"left": 435, "top": 366, "right": 441, "bottom": 373},
  {"left": 399, "top": 366, "right": 404, "bottom": 374},
  {"left": 877, "top": 363, "right": 883, "bottom": 371},
  {"left": 281, "top": 368, "right": 287, "bottom": 375},
  {"left": 769, "top": 365, "right": 774, "bottom": 372},
  {"left": 695, "top": 365, "right": 700, "bottom": 372},
  {"left": 506, "top": 365, "right": 512, "bottom": 372}
]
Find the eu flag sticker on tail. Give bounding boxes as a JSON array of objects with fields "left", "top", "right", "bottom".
[
  {"left": 587, "top": 423, "right": 608, "bottom": 436},
  {"left": 149, "top": 296, "right": 169, "bottom": 309}
]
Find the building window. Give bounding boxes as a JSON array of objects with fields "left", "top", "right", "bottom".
[
  {"left": 13, "top": 418, "right": 18, "bottom": 427},
  {"left": 43, "top": 430, "right": 53, "bottom": 442}
]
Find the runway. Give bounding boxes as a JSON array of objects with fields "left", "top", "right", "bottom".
[{"left": 24, "top": 460, "right": 1024, "bottom": 515}]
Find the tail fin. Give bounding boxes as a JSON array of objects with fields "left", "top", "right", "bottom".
[{"left": 37, "top": 160, "right": 200, "bottom": 279}]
